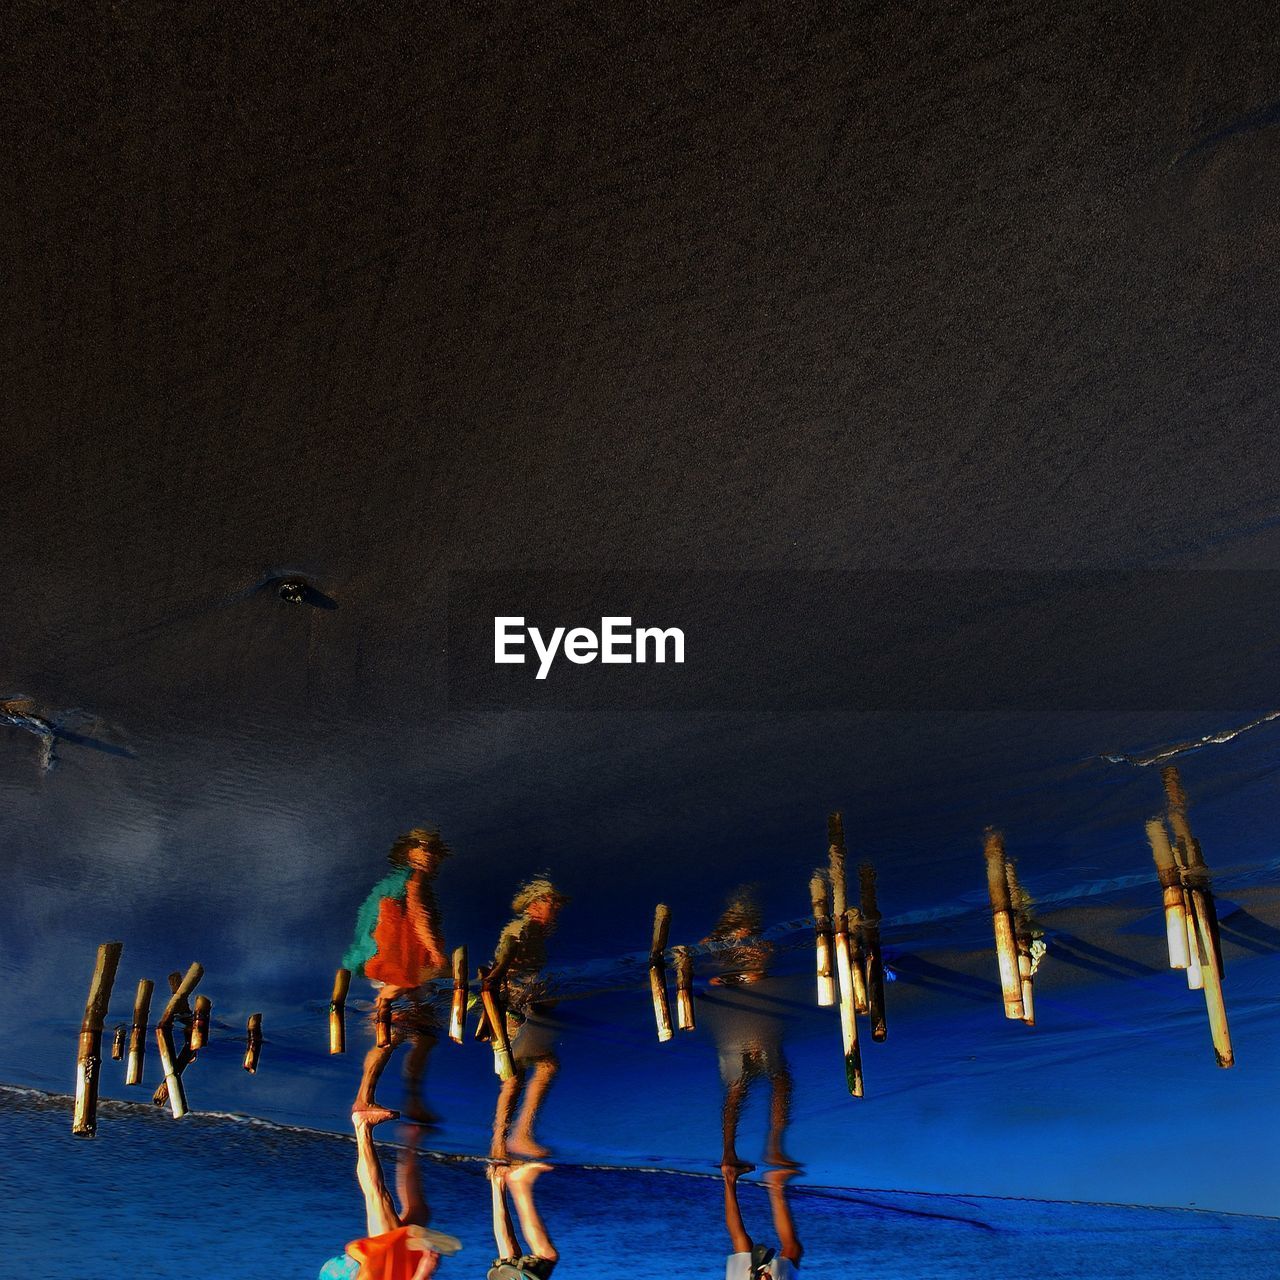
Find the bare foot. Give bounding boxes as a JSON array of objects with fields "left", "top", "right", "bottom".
[
  {"left": 508, "top": 1132, "right": 550, "bottom": 1159},
  {"left": 721, "top": 1160, "right": 755, "bottom": 1182},
  {"left": 507, "top": 1160, "right": 552, "bottom": 1185},
  {"left": 762, "top": 1167, "right": 801, "bottom": 1189},
  {"left": 351, "top": 1104, "right": 400, "bottom": 1127},
  {"left": 764, "top": 1147, "right": 802, "bottom": 1169}
]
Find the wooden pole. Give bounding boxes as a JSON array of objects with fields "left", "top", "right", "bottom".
[
  {"left": 448, "top": 947, "right": 468, "bottom": 1044},
  {"left": 126, "top": 979, "right": 153, "bottom": 1086},
  {"left": 828, "top": 813, "right": 863, "bottom": 1097},
  {"left": 73, "top": 941, "right": 123, "bottom": 1136},
  {"left": 375, "top": 1002, "right": 393, "bottom": 1049},
  {"left": 155, "top": 963, "right": 203, "bottom": 1119},
  {"left": 111, "top": 1025, "right": 126, "bottom": 1060},
  {"left": 1145, "top": 818, "right": 1189, "bottom": 968},
  {"left": 649, "top": 904, "right": 673, "bottom": 1043},
  {"left": 478, "top": 965, "right": 515, "bottom": 1081},
  {"left": 1187, "top": 888, "right": 1233, "bottom": 1068},
  {"left": 983, "top": 830, "right": 1024, "bottom": 1020},
  {"left": 674, "top": 945, "right": 695, "bottom": 1031},
  {"left": 243, "top": 1014, "right": 263, "bottom": 1073},
  {"left": 329, "top": 968, "right": 350, "bottom": 1055},
  {"left": 1004, "top": 859, "right": 1038, "bottom": 1027},
  {"left": 809, "top": 873, "right": 835, "bottom": 1007},
  {"left": 158, "top": 964, "right": 204, "bottom": 1026},
  {"left": 859, "top": 863, "right": 887, "bottom": 1041},
  {"left": 1162, "top": 766, "right": 1224, "bottom": 978},
  {"left": 1183, "top": 887, "right": 1204, "bottom": 990},
  {"left": 846, "top": 907, "right": 869, "bottom": 1016},
  {"left": 190, "top": 995, "right": 211, "bottom": 1051}
]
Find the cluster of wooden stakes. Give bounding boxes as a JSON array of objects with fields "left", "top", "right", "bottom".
[{"left": 70, "top": 764, "right": 1233, "bottom": 1138}]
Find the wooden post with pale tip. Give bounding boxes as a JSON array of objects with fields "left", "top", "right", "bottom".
[
  {"left": 1187, "top": 889, "right": 1233, "bottom": 1067},
  {"left": 126, "top": 979, "right": 153, "bottom": 1086},
  {"left": 984, "top": 830, "right": 1024, "bottom": 1021},
  {"left": 190, "top": 995, "right": 211, "bottom": 1051},
  {"left": 1004, "top": 859, "right": 1038, "bottom": 1027},
  {"left": 828, "top": 813, "right": 863, "bottom": 1097},
  {"left": 243, "top": 1014, "right": 263, "bottom": 1073},
  {"left": 73, "top": 942, "right": 123, "bottom": 1136},
  {"left": 329, "top": 968, "right": 350, "bottom": 1055},
  {"left": 478, "top": 965, "right": 515, "bottom": 1082},
  {"left": 1145, "top": 819, "right": 1189, "bottom": 969},
  {"left": 448, "top": 946, "right": 468, "bottom": 1044},
  {"left": 649, "top": 904, "right": 674, "bottom": 1043},
  {"left": 1162, "top": 766, "right": 1224, "bottom": 978},
  {"left": 859, "top": 863, "right": 887, "bottom": 1041},
  {"left": 155, "top": 963, "right": 203, "bottom": 1119},
  {"left": 112, "top": 1025, "right": 126, "bottom": 1060},
  {"left": 847, "top": 908, "right": 869, "bottom": 1016},
  {"left": 673, "top": 946, "right": 695, "bottom": 1031},
  {"left": 810, "top": 873, "right": 835, "bottom": 1007}
]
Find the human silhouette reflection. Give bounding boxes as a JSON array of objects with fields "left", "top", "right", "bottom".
[
  {"left": 486, "top": 1162, "right": 559, "bottom": 1279},
  {"left": 344, "top": 829, "right": 450, "bottom": 1124},
  {"left": 721, "top": 1166, "right": 803, "bottom": 1280},
  {"left": 318, "top": 1116, "right": 462, "bottom": 1279},
  {"left": 701, "top": 887, "right": 797, "bottom": 1170},
  {"left": 488, "top": 879, "right": 569, "bottom": 1161}
]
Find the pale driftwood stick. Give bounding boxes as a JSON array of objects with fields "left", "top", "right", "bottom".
[
  {"left": 984, "top": 830, "right": 1024, "bottom": 1020},
  {"left": 1146, "top": 819, "right": 1189, "bottom": 969},
  {"left": 448, "top": 947, "right": 468, "bottom": 1044},
  {"left": 810, "top": 873, "right": 835, "bottom": 1008},
  {"left": 73, "top": 942, "right": 123, "bottom": 1137},
  {"left": 859, "top": 863, "right": 887, "bottom": 1041},
  {"left": 190, "top": 995, "right": 211, "bottom": 1051},
  {"left": 673, "top": 946, "right": 695, "bottom": 1031},
  {"left": 126, "top": 979, "right": 153, "bottom": 1086},
  {"left": 153, "top": 965, "right": 203, "bottom": 1109},
  {"left": 243, "top": 1014, "right": 263, "bottom": 1074},
  {"left": 828, "top": 813, "right": 863, "bottom": 1096},
  {"left": 1016, "top": 939, "right": 1035, "bottom": 1026},
  {"left": 158, "top": 964, "right": 203, "bottom": 1027},
  {"left": 1188, "top": 889, "right": 1233, "bottom": 1068},
  {"left": 1163, "top": 766, "right": 1225, "bottom": 978},
  {"left": 155, "top": 1023, "right": 189, "bottom": 1118},
  {"left": 649, "top": 904, "right": 673, "bottom": 1043},
  {"left": 846, "top": 907, "right": 869, "bottom": 1015},
  {"left": 329, "top": 968, "right": 350, "bottom": 1055},
  {"left": 112, "top": 1025, "right": 126, "bottom": 1060},
  {"left": 1183, "top": 886, "right": 1204, "bottom": 991}
]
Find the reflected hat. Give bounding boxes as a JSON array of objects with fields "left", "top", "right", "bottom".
[
  {"left": 512, "top": 877, "right": 570, "bottom": 914},
  {"left": 407, "top": 1225, "right": 463, "bottom": 1256},
  {"left": 388, "top": 827, "right": 451, "bottom": 864}
]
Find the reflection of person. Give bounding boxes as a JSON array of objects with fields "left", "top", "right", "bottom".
[
  {"left": 721, "top": 1166, "right": 803, "bottom": 1280},
  {"left": 488, "top": 879, "right": 569, "bottom": 1161},
  {"left": 318, "top": 1114, "right": 462, "bottom": 1279},
  {"left": 702, "top": 889, "right": 796, "bottom": 1169},
  {"left": 486, "top": 1162, "right": 559, "bottom": 1279},
  {"left": 345, "top": 829, "right": 450, "bottom": 1123}
]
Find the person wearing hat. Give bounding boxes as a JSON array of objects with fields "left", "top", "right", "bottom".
[
  {"left": 317, "top": 1112, "right": 462, "bottom": 1279},
  {"left": 487, "top": 877, "right": 569, "bottom": 1162},
  {"left": 721, "top": 1164, "right": 803, "bottom": 1280},
  {"left": 345, "top": 828, "right": 451, "bottom": 1124}
]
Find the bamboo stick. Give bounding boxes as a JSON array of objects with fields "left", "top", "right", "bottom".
[
  {"left": 983, "top": 830, "right": 1024, "bottom": 1020},
  {"left": 73, "top": 941, "right": 123, "bottom": 1136},
  {"left": 1163, "top": 766, "right": 1224, "bottom": 978},
  {"left": 243, "top": 1014, "right": 263, "bottom": 1073},
  {"left": 1188, "top": 889, "right": 1233, "bottom": 1067},
  {"left": 448, "top": 947, "right": 468, "bottom": 1044},
  {"left": 155, "top": 1022, "right": 189, "bottom": 1118},
  {"left": 158, "top": 964, "right": 203, "bottom": 1027},
  {"left": 674, "top": 946, "right": 695, "bottom": 1031},
  {"left": 190, "top": 995, "right": 211, "bottom": 1051},
  {"left": 828, "top": 813, "right": 863, "bottom": 1096},
  {"left": 478, "top": 966, "right": 515, "bottom": 1081},
  {"left": 809, "top": 873, "right": 835, "bottom": 1007},
  {"left": 1145, "top": 819, "right": 1189, "bottom": 968},
  {"left": 154, "top": 964, "right": 203, "bottom": 1116},
  {"left": 847, "top": 908, "right": 869, "bottom": 1016},
  {"left": 1183, "top": 887, "right": 1204, "bottom": 990},
  {"left": 649, "top": 904, "right": 673, "bottom": 1043},
  {"left": 859, "top": 863, "right": 887, "bottom": 1041},
  {"left": 1016, "top": 939, "right": 1035, "bottom": 1026},
  {"left": 126, "top": 979, "right": 153, "bottom": 1086},
  {"left": 329, "top": 968, "right": 351, "bottom": 1055},
  {"left": 112, "top": 1025, "right": 125, "bottom": 1060}
]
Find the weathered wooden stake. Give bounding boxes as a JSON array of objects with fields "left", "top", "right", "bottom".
[
  {"left": 126, "top": 978, "right": 153, "bottom": 1086},
  {"left": 190, "top": 995, "right": 211, "bottom": 1051},
  {"left": 674, "top": 946, "right": 695, "bottom": 1031},
  {"left": 1188, "top": 889, "right": 1233, "bottom": 1067},
  {"left": 1163, "top": 766, "right": 1224, "bottom": 978},
  {"left": 448, "top": 947, "right": 468, "bottom": 1044},
  {"left": 828, "top": 813, "right": 863, "bottom": 1097},
  {"left": 329, "top": 968, "right": 351, "bottom": 1055},
  {"left": 847, "top": 907, "right": 869, "bottom": 1016},
  {"left": 1016, "top": 939, "right": 1035, "bottom": 1026},
  {"left": 809, "top": 873, "right": 835, "bottom": 1007},
  {"left": 859, "top": 863, "right": 887, "bottom": 1041},
  {"left": 73, "top": 941, "right": 123, "bottom": 1137},
  {"left": 478, "top": 966, "right": 515, "bottom": 1081},
  {"left": 649, "top": 904, "right": 674, "bottom": 1043},
  {"left": 1183, "top": 887, "right": 1204, "bottom": 990},
  {"left": 111, "top": 1025, "right": 126, "bottom": 1060},
  {"left": 983, "top": 830, "right": 1024, "bottom": 1020},
  {"left": 375, "top": 1002, "right": 393, "bottom": 1049},
  {"left": 1145, "top": 818, "right": 1189, "bottom": 969},
  {"left": 243, "top": 1014, "right": 263, "bottom": 1073},
  {"left": 155, "top": 963, "right": 203, "bottom": 1119}
]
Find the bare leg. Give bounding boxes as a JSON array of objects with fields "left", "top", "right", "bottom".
[
  {"left": 509, "top": 1056, "right": 557, "bottom": 1157},
  {"left": 489, "top": 1166, "right": 519, "bottom": 1262},
  {"left": 764, "top": 1065, "right": 799, "bottom": 1167},
  {"left": 507, "top": 1162, "right": 558, "bottom": 1265},
  {"left": 396, "top": 1123, "right": 433, "bottom": 1228},
  {"left": 721, "top": 1075, "right": 750, "bottom": 1168},
  {"left": 721, "top": 1163, "right": 753, "bottom": 1256},
  {"left": 403, "top": 1029, "right": 440, "bottom": 1125},
  {"left": 491, "top": 1067, "right": 526, "bottom": 1161},
  {"left": 353, "top": 1112, "right": 401, "bottom": 1237},
  {"left": 764, "top": 1168, "right": 803, "bottom": 1264},
  {"left": 355, "top": 988, "right": 410, "bottom": 1111}
]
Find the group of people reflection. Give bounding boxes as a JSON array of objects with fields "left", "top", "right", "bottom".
[{"left": 320, "top": 828, "right": 804, "bottom": 1279}]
